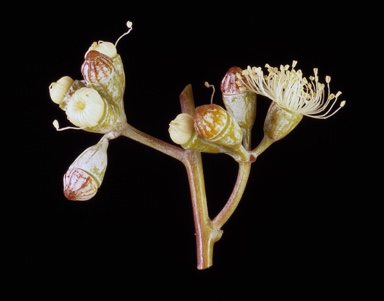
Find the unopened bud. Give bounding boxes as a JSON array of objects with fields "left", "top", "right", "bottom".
[
  {"left": 63, "top": 137, "right": 109, "bottom": 201},
  {"left": 49, "top": 76, "right": 74, "bottom": 105}
]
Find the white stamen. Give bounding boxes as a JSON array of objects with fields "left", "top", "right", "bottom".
[
  {"left": 205, "top": 81, "right": 215, "bottom": 104},
  {"left": 53, "top": 119, "right": 82, "bottom": 131},
  {"left": 237, "top": 60, "right": 346, "bottom": 119},
  {"left": 115, "top": 20, "right": 133, "bottom": 47}
]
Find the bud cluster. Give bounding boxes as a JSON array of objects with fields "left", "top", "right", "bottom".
[
  {"left": 169, "top": 79, "right": 255, "bottom": 162},
  {"left": 169, "top": 61, "right": 346, "bottom": 159},
  {"left": 49, "top": 22, "right": 346, "bottom": 269},
  {"left": 49, "top": 21, "right": 133, "bottom": 201},
  {"left": 49, "top": 38, "right": 128, "bottom": 134}
]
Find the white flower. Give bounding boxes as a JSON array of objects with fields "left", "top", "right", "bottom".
[
  {"left": 66, "top": 87, "right": 105, "bottom": 128},
  {"left": 237, "top": 60, "right": 346, "bottom": 119}
]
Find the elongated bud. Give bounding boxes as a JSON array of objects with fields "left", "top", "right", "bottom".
[
  {"left": 81, "top": 20, "right": 132, "bottom": 106},
  {"left": 221, "top": 66, "right": 257, "bottom": 142},
  {"left": 194, "top": 104, "right": 243, "bottom": 149},
  {"left": 63, "top": 137, "right": 109, "bottom": 201},
  {"left": 193, "top": 103, "right": 252, "bottom": 161},
  {"left": 79, "top": 42, "right": 127, "bottom": 132},
  {"left": 81, "top": 49, "right": 125, "bottom": 105}
]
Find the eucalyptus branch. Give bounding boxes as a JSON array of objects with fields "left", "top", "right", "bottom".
[{"left": 49, "top": 20, "right": 346, "bottom": 270}]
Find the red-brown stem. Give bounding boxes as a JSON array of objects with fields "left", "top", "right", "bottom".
[
  {"left": 179, "top": 84, "right": 218, "bottom": 269},
  {"left": 179, "top": 85, "right": 254, "bottom": 268}
]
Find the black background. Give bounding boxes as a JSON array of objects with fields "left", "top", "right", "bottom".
[{"left": 7, "top": 5, "right": 382, "bottom": 300}]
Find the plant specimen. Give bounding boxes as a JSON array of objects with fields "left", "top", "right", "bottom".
[{"left": 49, "top": 21, "right": 346, "bottom": 270}]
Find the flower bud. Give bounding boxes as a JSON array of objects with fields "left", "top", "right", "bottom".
[
  {"left": 49, "top": 76, "right": 74, "bottom": 105},
  {"left": 194, "top": 104, "right": 243, "bottom": 149},
  {"left": 82, "top": 50, "right": 114, "bottom": 84},
  {"left": 193, "top": 104, "right": 252, "bottom": 161},
  {"left": 49, "top": 21, "right": 131, "bottom": 134},
  {"left": 169, "top": 113, "right": 195, "bottom": 145},
  {"left": 63, "top": 137, "right": 109, "bottom": 201},
  {"left": 64, "top": 87, "right": 126, "bottom": 134},
  {"left": 169, "top": 113, "right": 222, "bottom": 153},
  {"left": 85, "top": 41, "right": 117, "bottom": 59},
  {"left": 221, "top": 66, "right": 257, "bottom": 135},
  {"left": 81, "top": 45, "right": 125, "bottom": 106},
  {"left": 65, "top": 87, "right": 106, "bottom": 128}
]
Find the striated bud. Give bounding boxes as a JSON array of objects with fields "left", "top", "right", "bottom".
[
  {"left": 221, "top": 66, "right": 243, "bottom": 94},
  {"left": 81, "top": 45, "right": 125, "bottom": 105},
  {"left": 64, "top": 169, "right": 99, "bottom": 201},
  {"left": 194, "top": 104, "right": 243, "bottom": 149},
  {"left": 49, "top": 21, "right": 133, "bottom": 135},
  {"left": 65, "top": 87, "right": 106, "bottom": 129},
  {"left": 49, "top": 76, "right": 74, "bottom": 105},
  {"left": 64, "top": 137, "right": 109, "bottom": 201},
  {"left": 82, "top": 50, "right": 114, "bottom": 84},
  {"left": 51, "top": 49, "right": 127, "bottom": 134},
  {"left": 63, "top": 86, "right": 126, "bottom": 134},
  {"left": 221, "top": 66, "right": 257, "bottom": 149},
  {"left": 85, "top": 41, "right": 117, "bottom": 59}
]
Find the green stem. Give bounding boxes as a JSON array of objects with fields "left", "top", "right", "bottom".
[
  {"left": 179, "top": 85, "right": 252, "bottom": 269},
  {"left": 179, "top": 84, "right": 219, "bottom": 269},
  {"left": 119, "top": 121, "right": 216, "bottom": 269},
  {"left": 119, "top": 123, "right": 185, "bottom": 161},
  {"left": 182, "top": 150, "right": 220, "bottom": 269},
  {"left": 212, "top": 162, "right": 252, "bottom": 228},
  {"left": 251, "top": 135, "right": 274, "bottom": 157}
]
